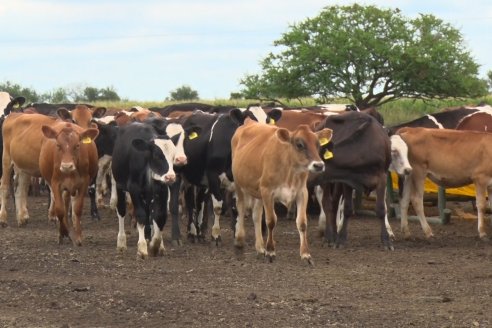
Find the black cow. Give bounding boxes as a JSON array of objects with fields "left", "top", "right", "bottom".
[
  {"left": 169, "top": 106, "right": 282, "bottom": 246},
  {"left": 387, "top": 106, "right": 481, "bottom": 135},
  {"left": 111, "top": 119, "right": 177, "bottom": 258},
  {"left": 311, "top": 111, "right": 393, "bottom": 249}
]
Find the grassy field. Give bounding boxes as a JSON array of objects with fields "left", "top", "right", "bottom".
[{"left": 92, "top": 95, "right": 492, "bottom": 127}]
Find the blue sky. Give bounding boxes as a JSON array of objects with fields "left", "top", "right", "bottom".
[{"left": 1, "top": 0, "right": 492, "bottom": 101}]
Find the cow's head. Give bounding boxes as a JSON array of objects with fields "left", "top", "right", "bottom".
[
  {"left": 277, "top": 124, "right": 332, "bottom": 173},
  {"left": 42, "top": 123, "right": 99, "bottom": 173},
  {"left": 389, "top": 134, "right": 412, "bottom": 175},
  {"left": 57, "top": 105, "right": 106, "bottom": 129},
  {"left": 132, "top": 135, "right": 177, "bottom": 184},
  {"left": 230, "top": 106, "right": 283, "bottom": 125}
]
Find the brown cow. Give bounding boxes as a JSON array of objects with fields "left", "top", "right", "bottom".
[
  {"left": 455, "top": 109, "right": 492, "bottom": 132},
  {"left": 274, "top": 110, "right": 327, "bottom": 131},
  {"left": 232, "top": 119, "right": 333, "bottom": 264},
  {"left": 397, "top": 127, "right": 492, "bottom": 240},
  {"left": 0, "top": 105, "right": 103, "bottom": 227},
  {"left": 39, "top": 122, "right": 99, "bottom": 245}
]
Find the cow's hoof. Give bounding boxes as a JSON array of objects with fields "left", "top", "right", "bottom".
[
  {"left": 384, "top": 244, "right": 395, "bottom": 251},
  {"left": 211, "top": 236, "right": 222, "bottom": 247},
  {"left": 117, "top": 246, "right": 127, "bottom": 252},
  {"left": 18, "top": 219, "right": 28, "bottom": 227},
  {"left": 480, "top": 235, "right": 490, "bottom": 242},
  {"left": 0, "top": 221, "right": 7, "bottom": 228},
  {"left": 265, "top": 253, "right": 276, "bottom": 263},
  {"left": 302, "top": 256, "right": 314, "bottom": 267},
  {"left": 171, "top": 239, "right": 183, "bottom": 247}
]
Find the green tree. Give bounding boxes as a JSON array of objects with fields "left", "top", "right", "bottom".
[
  {"left": 83, "top": 87, "right": 100, "bottom": 102},
  {"left": 0, "top": 81, "right": 40, "bottom": 103},
  {"left": 41, "top": 87, "right": 70, "bottom": 103},
  {"left": 169, "top": 85, "right": 199, "bottom": 101},
  {"left": 99, "top": 86, "right": 120, "bottom": 101},
  {"left": 486, "top": 70, "right": 492, "bottom": 92},
  {"left": 241, "top": 4, "right": 487, "bottom": 108}
]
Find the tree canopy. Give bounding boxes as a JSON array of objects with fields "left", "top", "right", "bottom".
[
  {"left": 241, "top": 4, "right": 488, "bottom": 108},
  {"left": 168, "top": 85, "right": 199, "bottom": 101}
]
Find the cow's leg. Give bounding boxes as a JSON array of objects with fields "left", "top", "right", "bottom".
[
  {"left": 0, "top": 151, "right": 13, "bottom": 226},
  {"left": 115, "top": 187, "right": 128, "bottom": 252},
  {"left": 96, "top": 155, "right": 112, "bottom": 207},
  {"left": 251, "top": 198, "right": 265, "bottom": 256},
  {"left": 261, "top": 188, "right": 277, "bottom": 262},
  {"left": 409, "top": 171, "right": 433, "bottom": 239},
  {"left": 336, "top": 185, "right": 353, "bottom": 248},
  {"left": 475, "top": 183, "right": 488, "bottom": 240},
  {"left": 375, "top": 174, "right": 394, "bottom": 250},
  {"left": 296, "top": 185, "right": 312, "bottom": 264},
  {"left": 400, "top": 174, "right": 413, "bottom": 239},
  {"left": 206, "top": 170, "right": 225, "bottom": 246},
  {"left": 234, "top": 186, "right": 247, "bottom": 248},
  {"left": 148, "top": 183, "right": 168, "bottom": 256},
  {"left": 315, "top": 185, "right": 326, "bottom": 237},
  {"left": 184, "top": 185, "right": 198, "bottom": 242},
  {"left": 321, "top": 184, "right": 336, "bottom": 246},
  {"left": 53, "top": 187, "right": 70, "bottom": 244},
  {"left": 47, "top": 185, "right": 57, "bottom": 222},
  {"left": 109, "top": 173, "right": 117, "bottom": 210},
  {"left": 71, "top": 183, "right": 89, "bottom": 246},
  {"left": 88, "top": 176, "right": 99, "bottom": 220},
  {"left": 129, "top": 191, "right": 148, "bottom": 259},
  {"left": 195, "top": 187, "right": 208, "bottom": 242},
  {"left": 169, "top": 175, "right": 183, "bottom": 246},
  {"left": 14, "top": 171, "right": 30, "bottom": 227}
]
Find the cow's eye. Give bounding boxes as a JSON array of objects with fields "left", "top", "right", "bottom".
[{"left": 296, "top": 140, "right": 305, "bottom": 150}]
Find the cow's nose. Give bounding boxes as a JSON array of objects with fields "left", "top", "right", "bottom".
[
  {"left": 164, "top": 173, "right": 176, "bottom": 184},
  {"left": 404, "top": 168, "right": 412, "bottom": 175},
  {"left": 174, "top": 155, "right": 187, "bottom": 166},
  {"left": 311, "top": 161, "right": 325, "bottom": 172},
  {"left": 60, "top": 162, "right": 76, "bottom": 172}
]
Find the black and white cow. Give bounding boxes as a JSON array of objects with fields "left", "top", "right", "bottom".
[
  {"left": 111, "top": 119, "right": 178, "bottom": 258},
  {"left": 169, "top": 106, "right": 282, "bottom": 246}
]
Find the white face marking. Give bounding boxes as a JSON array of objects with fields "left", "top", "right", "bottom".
[
  {"left": 0, "top": 92, "right": 11, "bottom": 115},
  {"left": 166, "top": 123, "right": 187, "bottom": 165},
  {"left": 152, "top": 139, "right": 176, "bottom": 183},
  {"left": 246, "top": 106, "right": 268, "bottom": 123},
  {"left": 389, "top": 135, "right": 412, "bottom": 175},
  {"left": 425, "top": 115, "right": 444, "bottom": 129}
]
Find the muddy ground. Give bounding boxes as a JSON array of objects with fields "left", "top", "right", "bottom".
[{"left": 0, "top": 194, "right": 491, "bottom": 328}]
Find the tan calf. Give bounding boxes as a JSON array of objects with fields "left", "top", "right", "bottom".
[
  {"left": 397, "top": 127, "right": 492, "bottom": 240},
  {"left": 232, "top": 119, "right": 332, "bottom": 264}
]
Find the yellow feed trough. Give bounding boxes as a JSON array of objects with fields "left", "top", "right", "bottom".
[{"left": 390, "top": 172, "right": 476, "bottom": 197}]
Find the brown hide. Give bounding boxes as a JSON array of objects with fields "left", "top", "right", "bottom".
[
  {"left": 0, "top": 107, "right": 100, "bottom": 227},
  {"left": 39, "top": 122, "right": 99, "bottom": 245},
  {"left": 275, "top": 110, "right": 327, "bottom": 131},
  {"left": 456, "top": 111, "right": 492, "bottom": 132}
]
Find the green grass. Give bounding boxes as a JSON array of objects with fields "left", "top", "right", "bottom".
[{"left": 90, "top": 95, "right": 492, "bottom": 126}]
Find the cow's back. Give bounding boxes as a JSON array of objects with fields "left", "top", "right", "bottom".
[{"left": 3, "top": 113, "right": 58, "bottom": 175}]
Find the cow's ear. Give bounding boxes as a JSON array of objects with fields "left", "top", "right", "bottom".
[
  {"left": 316, "top": 128, "right": 333, "bottom": 144},
  {"left": 92, "top": 107, "right": 107, "bottom": 118},
  {"left": 11, "top": 96, "right": 26, "bottom": 107},
  {"left": 41, "top": 125, "right": 57, "bottom": 139},
  {"left": 80, "top": 128, "right": 99, "bottom": 143},
  {"left": 276, "top": 128, "right": 291, "bottom": 143},
  {"left": 57, "top": 108, "right": 71, "bottom": 121},
  {"left": 229, "top": 108, "right": 245, "bottom": 125},
  {"left": 267, "top": 109, "right": 282, "bottom": 124},
  {"left": 132, "top": 138, "right": 150, "bottom": 152}
]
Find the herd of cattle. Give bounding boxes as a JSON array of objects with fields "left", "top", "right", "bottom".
[{"left": 0, "top": 91, "right": 491, "bottom": 264}]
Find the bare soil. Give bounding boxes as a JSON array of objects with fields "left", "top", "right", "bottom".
[{"left": 1, "top": 195, "right": 491, "bottom": 328}]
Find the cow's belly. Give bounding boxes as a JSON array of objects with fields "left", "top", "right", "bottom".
[
  {"left": 427, "top": 172, "right": 472, "bottom": 188},
  {"left": 272, "top": 186, "right": 298, "bottom": 207}
]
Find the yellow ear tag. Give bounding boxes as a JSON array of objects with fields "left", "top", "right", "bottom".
[
  {"left": 319, "top": 137, "right": 329, "bottom": 146},
  {"left": 82, "top": 137, "right": 92, "bottom": 144},
  {"left": 189, "top": 132, "right": 198, "bottom": 140},
  {"left": 323, "top": 150, "right": 333, "bottom": 160},
  {"left": 269, "top": 118, "right": 275, "bottom": 125}
]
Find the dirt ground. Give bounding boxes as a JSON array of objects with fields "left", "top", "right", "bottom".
[{"left": 1, "top": 194, "right": 492, "bottom": 328}]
